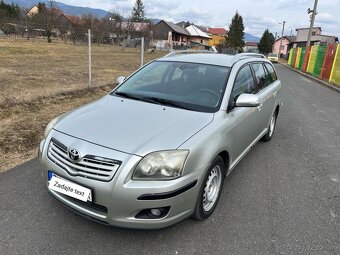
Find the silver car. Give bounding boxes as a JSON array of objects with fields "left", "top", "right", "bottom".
[{"left": 39, "top": 52, "right": 282, "bottom": 229}]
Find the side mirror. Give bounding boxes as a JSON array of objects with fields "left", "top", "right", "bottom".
[
  {"left": 116, "top": 76, "right": 126, "bottom": 85},
  {"left": 236, "top": 93, "right": 260, "bottom": 107}
]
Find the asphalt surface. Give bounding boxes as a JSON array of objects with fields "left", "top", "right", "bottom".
[{"left": 1, "top": 65, "right": 339, "bottom": 255}]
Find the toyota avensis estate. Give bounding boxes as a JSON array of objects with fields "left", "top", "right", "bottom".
[{"left": 39, "top": 51, "right": 282, "bottom": 229}]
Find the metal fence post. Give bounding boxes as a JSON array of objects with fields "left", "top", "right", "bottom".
[
  {"left": 88, "top": 29, "right": 92, "bottom": 87},
  {"left": 141, "top": 37, "right": 144, "bottom": 68}
]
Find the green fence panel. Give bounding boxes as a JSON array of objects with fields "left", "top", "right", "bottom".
[
  {"left": 288, "top": 48, "right": 295, "bottom": 66},
  {"left": 312, "top": 45, "right": 327, "bottom": 77},
  {"left": 297, "top": 47, "right": 306, "bottom": 70}
]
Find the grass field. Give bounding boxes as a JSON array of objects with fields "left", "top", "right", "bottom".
[{"left": 0, "top": 37, "right": 165, "bottom": 172}]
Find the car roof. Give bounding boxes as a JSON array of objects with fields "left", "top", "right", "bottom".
[{"left": 157, "top": 52, "right": 268, "bottom": 67}]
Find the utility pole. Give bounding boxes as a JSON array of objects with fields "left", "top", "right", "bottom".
[
  {"left": 306, "top": 0, "right": 318, "bottom": 47},
  {"left": 278, "top": 21, "right": 285, "bottom": 58}
]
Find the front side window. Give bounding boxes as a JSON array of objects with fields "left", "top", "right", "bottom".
[
  {"left": 231, "top": 65, "right": 255, "bottom": 102},
  {"left": 252, "top": 63, "right": 269, "bottom": 91},
  {"left": 264, "top": 63, "right": 278, "bottom": 82},
  {"left": 112, "top": 61, "right": 231, "bottom": 113}
]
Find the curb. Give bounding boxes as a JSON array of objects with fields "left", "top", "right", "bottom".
[{"left": 280, "top": 63, "right": 340, "bottom": 94}]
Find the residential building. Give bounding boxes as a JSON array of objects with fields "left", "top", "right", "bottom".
[
  {"left": 207, "top": 28, "right": 228, "bottom": 46},
  {"left": 292, "top": 27, "right": 338, "bottom": 47},
  {"left": 243, "top": 41, "right": 259, "bottom": 53},
  {"left": 186, "top": 25, "right": 211, "bottom": 46},
  {"left": 273, "top": 36, "right": 296, "bottom": 58},
  {"left": 152, "top": 20, "right": 191, "bottom": 49}
]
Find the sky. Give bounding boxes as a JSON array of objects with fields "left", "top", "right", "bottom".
[{"left": 59, "top": 0, "right": 340, "bottom": 38}]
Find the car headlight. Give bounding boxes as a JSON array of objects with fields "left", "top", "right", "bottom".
[
  {"left": 133, "top": 150, "right": 189, "bottom": 180},
  {"left": 44, "top": 116, "right": 60, "bottom": 138}
]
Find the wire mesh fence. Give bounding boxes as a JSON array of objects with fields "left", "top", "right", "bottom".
[{"left": 0, "top": 21, "right": 164, "bottom": 106}]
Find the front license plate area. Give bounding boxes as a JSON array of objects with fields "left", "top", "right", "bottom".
[{"left": 48, "top": 171, "right": 92, "bottom": 202}]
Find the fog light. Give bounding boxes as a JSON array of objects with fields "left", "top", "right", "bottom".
[
  {"left": 151, "top": 209, "right": 162, "bottom": 217},
  {"left": 135, "top": 206, "right": 170, "bottom": 219}
]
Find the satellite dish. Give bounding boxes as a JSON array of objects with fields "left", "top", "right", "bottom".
[{"left": 307, "top": 8, "right": 312, "bottom": 14}]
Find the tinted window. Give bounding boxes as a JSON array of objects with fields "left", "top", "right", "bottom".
[
  {"left": 264, "top": 63, "right": 278, "bottom": 82},
  {"left": 232, "top": 65, "right": 255, "bottom": 101},
  {"left": 252, "top": 63, "right": 269, "bottom": 90}
]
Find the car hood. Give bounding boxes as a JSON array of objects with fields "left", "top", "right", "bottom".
[{"left": 54, "top": 95, "right": 214, "bottom": 156}]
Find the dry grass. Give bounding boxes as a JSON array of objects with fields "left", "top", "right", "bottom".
[{"left": 0, "top": 38, "right": 165, "bottom": 172}]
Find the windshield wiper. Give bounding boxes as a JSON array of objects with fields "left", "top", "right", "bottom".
[
  {"left": 114, "top": 91, "right": 144, "bottom": 101},
  {"left": 143, "top": 97, "right": 190, "bottom": 110}
]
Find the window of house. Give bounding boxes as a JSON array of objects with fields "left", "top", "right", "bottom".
[
  {"left": 281, "top": 45, "right": 285, "bottom": 50},
  {"left": 312, "top": 32, "right": 316, "bottom": 36}
]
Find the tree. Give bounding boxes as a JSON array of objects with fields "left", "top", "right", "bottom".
[
  {"left": 258, "top": 29, "right": 275, "bottom": 54},
  {"left": 131, "top": 0, "right": 145, "bottom": 22},
  {"left": 226, "top": 11, "right": 245, "bottom": 52}
]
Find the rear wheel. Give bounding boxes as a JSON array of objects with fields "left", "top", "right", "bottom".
[
  {"left": 262, "top": 110, "right": 277, "bottom": 142},
  {"left": 192, "top": 156, "right": 226, "bottom": 220}
]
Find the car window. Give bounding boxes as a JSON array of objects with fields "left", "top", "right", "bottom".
[
  {"left": 252, "top": 63, "right": 270, "bottom": 91},
  {"left": 264, "top": 63, "right": 278, "bottom": 82},
  {"left": 231, "top": 65, "right": 255, "bottom": 101},
  {"left": 113, "top": 61, "right": 231, "bottom": 113}
]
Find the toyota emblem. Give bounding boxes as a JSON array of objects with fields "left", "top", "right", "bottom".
[{"left": 68, "top": 148, "right": 80, "bottom": 162}]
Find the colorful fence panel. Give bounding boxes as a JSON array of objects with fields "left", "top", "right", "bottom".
[
  {"left": 307, "top": 45, "right": 318, "bottom": 73},
  {"left": 312, "top": 45, "right": 327, "bottom": 77},
  {"left": 320, "top": 44, "right": 337, "bottom": 80},
  {"left": 297, "top": 47, "right": 306, "bottom": 70},
  {"left": 329, "top": 44, "right": 340, "bottom": 85},
  {"left": 302, "top": 46, "right": 311, "bottom": 72},
  {"left": 292, "top": 48, "right": 299, "bottom": 68},
  {"left": 288, "top": 48, "right": 295, "bottom": 66},
  {"left": 295, "top": 48, "right": 302, "bottom": 69}
]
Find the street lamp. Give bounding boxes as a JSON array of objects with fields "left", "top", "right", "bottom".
[{"left": 278, "top": 21, "right": 286, "bottom": 59}]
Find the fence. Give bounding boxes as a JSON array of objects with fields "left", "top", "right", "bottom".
[
  {"left": 0, "top": 21, "right": 165, "bottom": 106},
  {"left": 288, "top": 43, "right": 340, "bottom": 86}
]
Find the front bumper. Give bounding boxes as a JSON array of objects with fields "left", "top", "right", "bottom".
[{"left": 39, "top": 132, "right": 202, "bottom": 229}]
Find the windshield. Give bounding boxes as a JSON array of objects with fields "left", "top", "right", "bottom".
[
  {"left": 269, "top": 53, "right": 278, "bottom": 57},
  {"left": 112, "top": 61, "right": 230, "bottom": 112}
]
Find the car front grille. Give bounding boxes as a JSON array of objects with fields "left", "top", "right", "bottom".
[{"left": 47, "top": 138, "right": 121, "bottom": 182}]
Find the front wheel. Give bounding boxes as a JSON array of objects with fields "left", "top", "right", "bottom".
[
  {"left": 192, "top": 156, "right": 226, "bottom": 220},
  {"left": 262, "top": 110, "right": 277, "bottom": 142}
]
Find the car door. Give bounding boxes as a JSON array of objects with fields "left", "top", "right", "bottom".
[
  {"left": 228, "top": 64, "right": 264, "bottom": 161},
  {"left": 251, "top": 62, "right": 280, "bottom": 131}
]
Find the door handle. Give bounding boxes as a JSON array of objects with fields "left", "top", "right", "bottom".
[{"left": 257, "top": 103, "right": 263, "bottom": 111}]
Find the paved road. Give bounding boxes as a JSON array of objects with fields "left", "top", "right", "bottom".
[{"left": 1, "top": 65, "right": 339, "bottom": 255}]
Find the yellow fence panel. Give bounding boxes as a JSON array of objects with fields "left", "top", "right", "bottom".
[
  {"left": 329, "top": 44, "right": 340, "bottom": 85},
  {"left": 295, "top": 48, "right": 302, "bottom": 68},
  {"left": 307, "top": 45, "right": 318, "bottom": 73}
]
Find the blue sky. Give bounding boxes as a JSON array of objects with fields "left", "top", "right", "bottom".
[{"left": 59, "top": 0, "right": 339, "bottom": 37}]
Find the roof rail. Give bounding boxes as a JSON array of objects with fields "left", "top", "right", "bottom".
[
  {"left": 233, "top": 53, "right": 266, "bottom": 61},
  {"left": 164, "top": 49, "right": 217, "bottom": 58}
]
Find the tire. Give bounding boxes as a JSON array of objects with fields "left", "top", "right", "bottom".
[
  {"left": 262, "top": 110, "right": 277, "bottom": 142},
  {"left": 192, "top": 156, "right": 226, "bottom": 220}
]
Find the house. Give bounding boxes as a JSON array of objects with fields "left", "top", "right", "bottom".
[
  {"left": 207, "top": 28, "right": 228, "bottom": 46},
  {"left": 120, "top": 21, "right": 151, "bottom": 37},
  {"left": 292, "top": 27, "right": 338, "bottom": 47},
  {"left": 273, "top": 36, "right": 296, "bottom": 58},
  {"left": 27, "top": 5, "right": 39, "bottom": 16},
  {"left": 186, "top": 25, "right": 211, "bottom": 46},
  {"left": 243, "top": 41, "right": 259, "bottom": 53},
  {"left": 152, "top": 20, "right": 191, "bottom": 49}
]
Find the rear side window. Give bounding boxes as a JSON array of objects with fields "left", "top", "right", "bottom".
[
  {"left": 252, "top": 63, "right": 270, "bottom": 90},
  {"left": 232, "top": 65, "right": 256, "bottom": 101},
  {"left": 264, "top": 63, "right": 278, "bottom": 82}
]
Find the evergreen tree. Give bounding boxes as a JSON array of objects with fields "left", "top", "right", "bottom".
[
  {"left": 131, "top": 0, "right": 145, "bottom": 22},
  {"left": 258, "top": 29, "right": 275, "bottom": 54},
  {"left": 226, "top": 12, "right": 245, "bottom": 52}
]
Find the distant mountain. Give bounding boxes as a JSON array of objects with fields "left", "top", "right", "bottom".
[
  {"left": 4, "top": 0, "right": 110, "bottom": 17},
  {"left": 244, "top": 33, "right": 260, "bottom": 43}
]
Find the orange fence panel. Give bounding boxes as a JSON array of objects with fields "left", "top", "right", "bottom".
[
  {"left": 320, "top": 44, "right": 336, "bottom": 80},
  {"left": 302, "top": 46, "right": 311, "bottom": 72}
]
